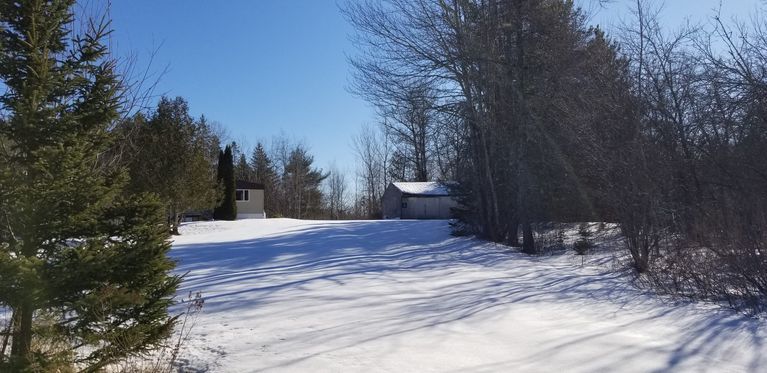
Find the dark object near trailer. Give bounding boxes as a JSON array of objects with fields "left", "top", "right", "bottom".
[{"left": 382, "top": 182, "right": 458, "bottom": 219}]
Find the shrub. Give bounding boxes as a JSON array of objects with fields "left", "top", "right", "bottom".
[
  {"left": 573, "top": 239, "right": 592, "bottom": 255},
  {"left": 573, "top": 223, "right": 593, "bottom": 255}
]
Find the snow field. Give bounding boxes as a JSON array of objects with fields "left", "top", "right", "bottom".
[{"left": 170, "top": 219, "right": 766, "bottom": 372}]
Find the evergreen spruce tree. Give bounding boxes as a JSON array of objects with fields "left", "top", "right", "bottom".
[
  {"left": 224, "top": 145, "right": 237, "bottom": 220},
  {"left": 0, "top": 1, "right": 180, "bottom": 370},
  {"left": 214, "top": 149, "right": 226, "bottom": 219},
  {"left": 283, "top": 146, "right": 328, "bottom": 219},
  {"left": 214, "top": 145, "right": 237, "bottom": 220},
  {"left": 235, "top": 153, "right": 253, "bottom": 182},
  {"left": 251, "top": 142, "right": 278, "bottom": 215},
  {"left": 214, "top": 148, "right": 226, "bottom": 215},
  {"left": 230, "top": 141, "right": 253, "bottom": 182}
]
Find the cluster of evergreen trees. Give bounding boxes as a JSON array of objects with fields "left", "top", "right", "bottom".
[
  {"left": 346, "top": 0, "right": 767, "bottom": 313},
  {"left": 117, "top": 100, "right": 347, "bottom": 224},
  {"left": 117, "top": 97, "right": 223, "bottom": 233},
  {"left": 117, "top": 103, "right": 354, "bottom": 224}
]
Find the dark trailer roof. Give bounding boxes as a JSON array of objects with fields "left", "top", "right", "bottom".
[{"left": 236, "top": 180, "right": 265, "bottom": 190}]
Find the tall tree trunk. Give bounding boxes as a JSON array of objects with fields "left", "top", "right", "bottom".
[
  {"left": 506, "top": 219, "right": 520, "bottom": 246},
  {"left": 170, "top": 206, "right": 180, "bottom": 235},
  {"left": 10, "top": 301, "right": 33, "bottom": 367},
  {"left": 522, "top": 221, "right": 535, "bottom": 254}
]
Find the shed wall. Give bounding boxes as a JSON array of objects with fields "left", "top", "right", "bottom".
[
  {"left": 401, "top": 196, "right": 456, "bottom": 219},
  {"left": 382, "top": 184, "right": 403, "bottom": 219}
]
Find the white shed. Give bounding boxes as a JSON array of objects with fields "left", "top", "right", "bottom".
[{"left": 381, "top": 182, "right": 458, "bottom": 219}]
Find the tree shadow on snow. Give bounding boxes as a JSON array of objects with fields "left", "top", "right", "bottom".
[{"left": 171, "top": 220, "right": 766, "bottom": 372}]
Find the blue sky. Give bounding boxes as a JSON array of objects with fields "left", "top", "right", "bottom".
[
  {"left": 109, "top": 0, "right": 762, "bottom": 175},
  {"left": 110, "top": 0, "right": 369, "bottom": 174}
]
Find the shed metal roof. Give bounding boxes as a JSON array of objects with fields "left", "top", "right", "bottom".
[{"left": 392, "top": 182, "right": 452, "bottom": 196}]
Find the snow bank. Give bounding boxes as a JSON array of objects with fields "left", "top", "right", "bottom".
[{"left": 170, "top": 219, "right": 766, "bottom": 372}]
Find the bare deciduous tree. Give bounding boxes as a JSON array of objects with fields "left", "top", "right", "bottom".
[{"left": 352, "top": 123, "right": 390, "bottom": 218}]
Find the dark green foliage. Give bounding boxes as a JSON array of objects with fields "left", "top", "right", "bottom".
[
  {"left": 0, "top": 0, "right": 179, "bottom": 369},
  {"left": 48, "top": 194, "right": 181, "bottom": 369},
  {"left": 235, "top": 153, "right": 253, "bottom": 182},
  {"left": 214, "top": 144, "right": 237, "bottom": 220},
  {"left": 573, "top": 224, "right": 593, "bottom": 255},
  {"left": 251, "top": 142, "right": 278, "bottom": 215},
  {"left": 118, "top": 97, "right": 221, "bottom": 234},
  {"left": 573, "top": 239, "right": 591, "bottom": 255},
  {"left": 232, "top": 141, "right": 255, "bottom": 182},
  {"left": 283, "top": 146, "right": 328, "bottom": 219}
]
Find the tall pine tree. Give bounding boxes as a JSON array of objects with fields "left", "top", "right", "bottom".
[
  {"left": 251, "top": 142, "right": 277, "bottom": 216},
  {"left": 231, "top": 141, "right": 254, "bottom": 182},
  {"left": 0, "top": 1, "right": 180, "bottom": 370},
  {"left": 283, "top": 146, "right": 328, "bottom": 219},
  {"left": 235, "top": 153, "right": 253, "bottom": 182}
]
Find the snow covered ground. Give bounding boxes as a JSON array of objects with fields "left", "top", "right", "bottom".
[{"left": 170, "top": 219, "right": 766, "bottom": 372}]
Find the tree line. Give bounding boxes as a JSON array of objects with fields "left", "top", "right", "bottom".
[
  {"left": 345, "top": 0, "right": 767, "bottom": 314},
  {"left": 116, "top": 96, "right": 357, "bottom": 223}
]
